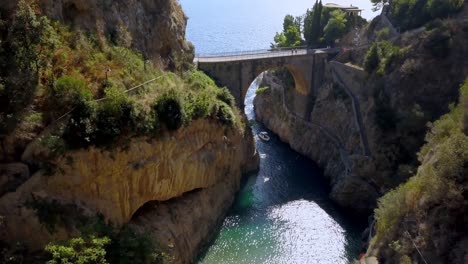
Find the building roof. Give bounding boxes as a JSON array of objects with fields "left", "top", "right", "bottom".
[{"left": 324, "top": 3, "right": 363, "bottom": 11}]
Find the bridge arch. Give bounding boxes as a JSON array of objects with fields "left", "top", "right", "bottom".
[
  {"left": 196, "top": 50, "right": 331, "bottom": 120},
  {"left": 241, "top": 63, "right": 308, "bottom": 102}
]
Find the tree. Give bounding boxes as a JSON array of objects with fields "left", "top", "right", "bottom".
[
  {"left": 426, "top": 0, "right": 464, "bottom": 19},
  {"left": 303, "top": 8, "right": 314, "bottom": 45},
  {"left": 272, "top": 15, "right": 303, "bottom": 48},
  {"left": 8, "top": 0, "right": 58, "bottom": 73},
  {"left": 323, "top": 10, "right": 348, "bottom": 44},
  {"left": 283, "top": 15, "right": 295, "bottom": 32},
  {"left": 364, "top": 44, "right": 380, "bottom": 73},
  {"left": 284, "top": 26, "right": 302, "bottom": 47},
  {"left": 0, "top": 0, "right": 58, "bottom": 136},
  {"left": 370, "top": 0, "right": 388, "bottom": 12},
  {"left": 304, "top": 0, "right": 324, "bottom": 47}
]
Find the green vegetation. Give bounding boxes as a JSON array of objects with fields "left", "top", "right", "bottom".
[
  {"left": 272, "top": 15, "right": 303, "bottom": 48},
  {"left": 373, "top": 80, "right": 468, "bottom": 260},
  {"left": 0, "top": 1, "right": 242, "bottom": 152},
  {"left": 154, "top": 90, "right": 186, "bottom": 131},
  {"left": 364, "top": 41, "right": 402, "bottom": 75},
  {"left": 256, "top": 86, "right": 270, "bottom": 95},
  {"left": 303, "top": 0, "right": 367, "bottom": 47},
  {"left": 272, "top": 1, "right": 367, "bottom": 48},
  {"left": 0, "top": 0, "right": 58, "bottom": 135},
  {"left": 372, "top": 0, "right": 464, "bottom": 31},
  {"left": 423, "top": 21, "right": 454, "bottom": 58},
  {"left": 45, "top": 236, "right": 110, "bottom": 264},
  {"left": 323, "top": 10, "right": 348, "bottom": 44},
  {"left": 41, "top": 214, "right": 167, "bottom": 264},
  {"left": 304, "top": 0, "right": 323, "bottom": 46}
]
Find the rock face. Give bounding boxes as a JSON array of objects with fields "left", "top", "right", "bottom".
[
  {"left": 0, "top": 163, "right": 30, "bottom": 197},
  {"left": 0, "top": 0, "right": 193, "bottom": 69},
  {"left": 254, "top": 70, "right": 379, "bottom": 213},
  {"left": 129, "top": 175, "right": 242, "bottom": 263},
  {"left": 0, "top": 119, "right": 258, "bottom": 254},
  {"left": 254, "top": 18, "right": 467, "bottom": 214}
]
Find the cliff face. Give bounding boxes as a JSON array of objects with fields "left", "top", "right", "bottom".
[
  {"left": 254, "top": 70, "right": 379, "bottom": 213},
  {"left": 0, "top": 119, "right": 258, "bottom": 257},
  {"left": 0, "top": 0, "right": 193, "bottom": 70},
  {"left": 254, "top": 17, "right": 467, "bottom": 214}
]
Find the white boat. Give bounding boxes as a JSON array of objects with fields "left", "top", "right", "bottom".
[{"left": 258, "top": 131, "right": 270, "bottom": 142}]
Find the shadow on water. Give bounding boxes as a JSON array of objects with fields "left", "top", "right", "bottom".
[{"left": 197, "top": 76, "right": 365, "bottom": 264}]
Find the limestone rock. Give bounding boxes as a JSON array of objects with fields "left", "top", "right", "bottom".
[
  {"left": 0, "top": 0, "right": 193, "bottom": 70},
  {"left": 0, "top": 120, "right": 258, "bottom": 251},
  {"left": 129, "top": 175, "right": 241, "bottom": 264},
  {"left": 254, "top": 71, "right": 379, "bottom": 213}
]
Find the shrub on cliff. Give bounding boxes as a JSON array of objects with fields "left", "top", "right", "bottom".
[
  {"left": 45, "top": 236, "right": 110, "bottom": 264},
  {"left": 154, "top": 90, "right": 187, "bottom": 131},
  {"left": 47, "top": 216, "right": 167, "bottom": 264},
  {"left": 423, "top": 22, "right": 454, "bottom": 58},
  {"left": 93, "top": 86, "right": 132, "bottom": 146},
  {"left": 216, "top": 87, "right": 235, "bottom": 107},
  {"left": 256, "top": 86, "right": 270, "bottom": 95},
  {"left": 62, "top": 98, "right": 97, "bottom": 149},
  {"left": 364, "top": 45, "right": 379, "bottom": 73},
  {"left": 364, "top": 41, "right": 401, "bottom": 74},
  {"left": 214, "top": 102, "right": 235, "bottom": 126},
  {"left": 186, "top": 70, "right": 216, "bottom": 90}
]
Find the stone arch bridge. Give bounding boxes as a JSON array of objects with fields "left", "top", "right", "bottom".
[{"left": 196, "top": 47, "right": 339, "bottom": 119}]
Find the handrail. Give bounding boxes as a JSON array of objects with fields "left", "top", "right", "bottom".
[{"left": 196, "top": 45, "right": 308, "bottom": 58}]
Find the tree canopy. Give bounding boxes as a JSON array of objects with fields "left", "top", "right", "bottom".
[
  {"left": 386, "top": 0, "right": 464, "bottom": 31},
  {"left": 323, "top": 10, "right": 348, "bottom": 44},
  {"left": 271, "top": 15, "right": 303, "bottom": 48}
]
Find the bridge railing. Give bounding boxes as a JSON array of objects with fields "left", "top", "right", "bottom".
[{"left": 195, "top": 45, "right": 308, "bottom": 58}]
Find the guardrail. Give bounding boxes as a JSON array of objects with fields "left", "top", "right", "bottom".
[
  {"left": 195, "top": 45, "right": 308, "bottom": 58},
  {"left": 195, "top": 47, "right": 342, "bottom": 63}
]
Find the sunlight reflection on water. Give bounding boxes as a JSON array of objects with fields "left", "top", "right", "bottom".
[{"left": 198, "top": 77, "right": 362, "bottom": 264}]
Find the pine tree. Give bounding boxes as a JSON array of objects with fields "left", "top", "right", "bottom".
[{"left": 309, "top": 0, "right": 322, "bottom": 47}]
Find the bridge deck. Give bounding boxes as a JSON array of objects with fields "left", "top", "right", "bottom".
[{"left": 195, "top": 48, "right": 339, "bottom": 63}]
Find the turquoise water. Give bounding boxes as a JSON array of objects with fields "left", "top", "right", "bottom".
[
  {"left": 180, "top": 0, "right": 378, "bottom": 54},
  {"left": 196, "top": 81, "right": 364, "bottom": 264},
  {"left": 179, "top": 1, "right": 368, "bottom": 263}
]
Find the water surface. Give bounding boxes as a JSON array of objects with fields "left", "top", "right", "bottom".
[
  {"left": 178, "top": 1, "right": 368, "bottom": 262},
  {"left": 197, "top": 81, "right": 364, "bottom": 264},
  {"left": 180, "top": 0, "right": 378, "bottom": 54}
]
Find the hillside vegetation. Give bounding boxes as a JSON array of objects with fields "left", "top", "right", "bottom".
[
  {"left": 0, "top": 1, "right": 244, "bottom": 262},
  {"left": 370, "top": 79, "right": 468, "bottom": 263},
  {"left": 0, "top": 0, "right": 242, "bottom": 159},
  {"left": 372, "top": 0, "right": 464, "bottom": 31}
]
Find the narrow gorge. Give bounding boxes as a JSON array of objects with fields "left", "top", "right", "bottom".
[{"left": 1, "top": 0, "right": 467, "bottom": 263}]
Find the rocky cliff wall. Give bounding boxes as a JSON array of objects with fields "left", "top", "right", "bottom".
[
  {"left": 0, "top": 0, "right": 193, "bottom": 69},
  {"left": 0, "top": 119, "right": 258, "bottom": 254},
  {"left": 254, "top": 69, "right": 379, "bottom": 213},
  {"left": 254, "top": 18, "right": 467, "bottom": 215}
]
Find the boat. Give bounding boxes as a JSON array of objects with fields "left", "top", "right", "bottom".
[{"left": 258, "top": 131, "right": 270, "bottom": 142}]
